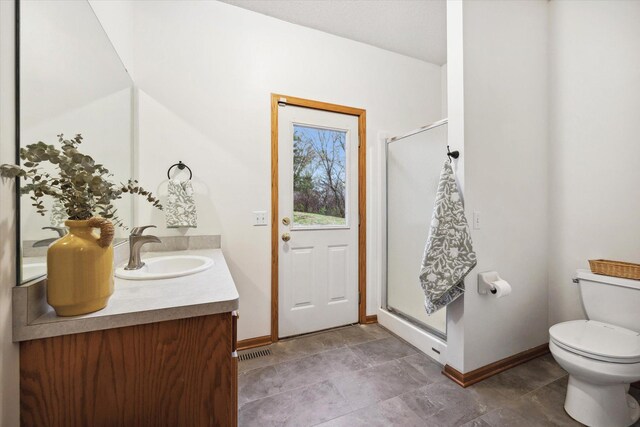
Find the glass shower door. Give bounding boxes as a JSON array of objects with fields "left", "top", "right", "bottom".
[{"left": 386, "top": 124, "right": 448, "bottom": 338}]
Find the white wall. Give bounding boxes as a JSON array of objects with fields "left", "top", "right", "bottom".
[
  {"left": 455, "top": 0, "right": 550, "bottom": 372},
  {"left": 548, "top": 1, "right": 640, "bottom": 326},
  {"left": 130, "top": 1, "right": 443, "bottom": 340},
  {"left": 444, "top": 0, "right": 466, "bottom": 372},
  {"left": 89, "top": 0, "right": 135, "bottom": 79},
  {"left": 446, "top": 0, "right": 640, "bottom": 375},
  {"left": 0, "top": 1, "right": 20, "bottom": 424},
  {"left": 441, "top": 63, "right": 447, "bottom": 117}
]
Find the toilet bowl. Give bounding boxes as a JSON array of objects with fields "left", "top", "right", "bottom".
[
  {"left": 549, "top": 321, "right": 640, "bottom": 426},
  {"left": 549, "top": 270, "right": 640, "bottom": 427}
]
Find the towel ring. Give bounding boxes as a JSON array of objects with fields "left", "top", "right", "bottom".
[{"left": 167, "top": 161, "right": 193, "bottom": 180}]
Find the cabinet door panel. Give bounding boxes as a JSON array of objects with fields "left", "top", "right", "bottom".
[{"left": 21, "top": 314, "right": 236, "bottom": 427}]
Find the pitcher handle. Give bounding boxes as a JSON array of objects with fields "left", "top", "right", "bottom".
[{"left": 87, "top": 217, "right": 115, "bottom": 248}]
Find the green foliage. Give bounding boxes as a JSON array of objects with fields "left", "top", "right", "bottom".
[
  {"left": 0, "top": 134, "right": 162, "bottom": 227},
  {"left": 293, "top": 211, "right": 346, "bottom": 226}
]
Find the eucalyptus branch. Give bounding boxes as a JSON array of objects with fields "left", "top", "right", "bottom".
[{"left": 0, "top": 134, "right": 162, "bottom": 226}]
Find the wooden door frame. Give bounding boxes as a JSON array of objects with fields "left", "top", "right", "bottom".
[{"left": 270, "top": 93, "right": 367, "bottom": 343}]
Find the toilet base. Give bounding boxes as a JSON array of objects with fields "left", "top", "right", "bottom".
[{"left": 564, "top": 376, "right": 640, "bottom": 427}]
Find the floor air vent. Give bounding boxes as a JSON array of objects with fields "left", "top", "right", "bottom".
[{"left": 239, "top": 348, "right": 272, "bottom": 362}]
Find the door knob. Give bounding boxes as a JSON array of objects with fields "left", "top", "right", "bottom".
[
  {"left": 281, "top": 233, "right": 291, "bottom": 242},
  {"left": 282, "top": 217, "right": 291, "bottom": 226}
]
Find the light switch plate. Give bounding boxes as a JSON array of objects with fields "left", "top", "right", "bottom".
[{"left": 253, "top": 211, "right": 267, "bottom": 226}]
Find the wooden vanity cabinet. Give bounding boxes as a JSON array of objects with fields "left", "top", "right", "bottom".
[{"left": 20, "top": 312, "right": 238, "bottom": 427}]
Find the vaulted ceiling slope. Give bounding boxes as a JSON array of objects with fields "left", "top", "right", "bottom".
[{"left": 219, "top": 0, "right": 447, "bottom": 65}]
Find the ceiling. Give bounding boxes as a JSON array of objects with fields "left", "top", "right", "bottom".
[{"left": 219, "top": 0, "right": 447, "bottom": 65}]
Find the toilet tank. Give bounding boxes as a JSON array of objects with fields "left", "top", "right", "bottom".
[{"left": 577, "top": 269, "right": 640, "bottom": 333}]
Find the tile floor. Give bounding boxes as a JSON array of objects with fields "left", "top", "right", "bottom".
[{"left": 238, "top": 323, "right": 640, "bottom": 426}]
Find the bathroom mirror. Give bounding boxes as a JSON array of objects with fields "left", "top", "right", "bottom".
[{"left": 17, "top": 0, "right": 134, "bottom": 284}]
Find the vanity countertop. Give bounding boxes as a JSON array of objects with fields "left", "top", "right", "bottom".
[{"left": 13, "top": 249, "right": 239, "bottom": 342}]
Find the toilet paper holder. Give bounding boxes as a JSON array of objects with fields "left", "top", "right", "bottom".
[{"left": 478, "top": 271, "right": 501, "bottom": 295}]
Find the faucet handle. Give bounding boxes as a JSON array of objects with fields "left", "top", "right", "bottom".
[
  {"left": 130, "top": 225, "right": 157, "bottom": 236},
  {"left": 42, "top": 226, "right": 67, "bottom": 237}
]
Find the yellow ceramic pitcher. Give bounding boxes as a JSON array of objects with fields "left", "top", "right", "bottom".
[{"left": 47, "top": 217, "right": 115, "bottom": 316}]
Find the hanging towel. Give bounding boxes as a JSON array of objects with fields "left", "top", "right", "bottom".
[
  {"left": 50, "top": 198, "right": 66, "bottom": 227},
  {"left": 419, "top": 160, "right": 476, "bottom": 314},
  {"left": 165, "top": 179, "right": 197, "bottom": 228}
]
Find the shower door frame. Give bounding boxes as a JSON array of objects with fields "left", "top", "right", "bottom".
[{"left": 383, "top": 119, "right": 449, "bottom": 341}]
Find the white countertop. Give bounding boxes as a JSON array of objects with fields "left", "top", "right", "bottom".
[{"left": 13, "top": 249, "right": 239, "bottom": 342}]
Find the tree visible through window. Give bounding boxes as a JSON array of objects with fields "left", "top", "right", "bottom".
[{"left": 293, "top": 125, "right": 347, "bottom": 226}]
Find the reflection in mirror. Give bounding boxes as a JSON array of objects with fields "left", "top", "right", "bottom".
[{"left": 19, "top": 0, "right": 134, "bottom": 284}]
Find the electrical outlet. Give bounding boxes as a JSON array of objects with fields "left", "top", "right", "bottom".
[
  {"left": 473, "top": 211, "right": 481, "bottom": 230},
  {"left": 253, "top": 211, "right": 267, "bottom": 226}
]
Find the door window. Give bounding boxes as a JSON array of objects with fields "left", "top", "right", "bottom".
[{"left": 292, "top": 124, "right": 347, "bottom": 228}]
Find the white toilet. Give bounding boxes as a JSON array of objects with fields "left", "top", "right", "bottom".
[{"left": 549, "top": 269, "right": 640, "bottom": 427}]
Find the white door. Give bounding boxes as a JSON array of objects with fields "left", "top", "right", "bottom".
[{"left": 278, "top": 104, "right": 359, "bottom": 338}]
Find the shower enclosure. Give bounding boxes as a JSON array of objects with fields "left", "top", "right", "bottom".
[{"left": 385, "top": 119, "right": 449, "bottom": 339}]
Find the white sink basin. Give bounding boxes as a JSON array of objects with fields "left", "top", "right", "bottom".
[
  {"left": 115, "top": 255, "right": 214, "bottom": 280},
  {"left": 23, "top": 262, "right": 47, "bottom": 281}
]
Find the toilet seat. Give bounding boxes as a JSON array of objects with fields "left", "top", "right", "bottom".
[{"left": 550, "top": 320, "right": 640, "bottom": 364}]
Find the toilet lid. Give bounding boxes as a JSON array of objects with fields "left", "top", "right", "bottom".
[{"left": 550, "top": 320, "right": 640, "bottom": 364}]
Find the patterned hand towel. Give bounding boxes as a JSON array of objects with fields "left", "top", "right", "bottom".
[
  {"left": 50, "top": 198, "right": 66, "bottom": 227},
  {"left": 419, "top": 160, "right": 476, "bottom": 314},
  {"left": 165, "top": 179, "right": 197, "bottom": 228}
]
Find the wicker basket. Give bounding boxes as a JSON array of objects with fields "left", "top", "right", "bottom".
[{"left": 588, "top": 259, "right": 640, "bottom": 281}]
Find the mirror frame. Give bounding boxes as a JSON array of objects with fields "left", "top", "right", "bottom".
[{"left": 15, "top": 0, "right": 21, "bottom": 285}]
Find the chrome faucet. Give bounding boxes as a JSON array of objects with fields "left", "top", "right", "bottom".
[
  {"left": 33, "top": 226, "right": 68, "bottom": 247},
  {"left": 125, "top": 225, "right": 161, "bottom": 270}
]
